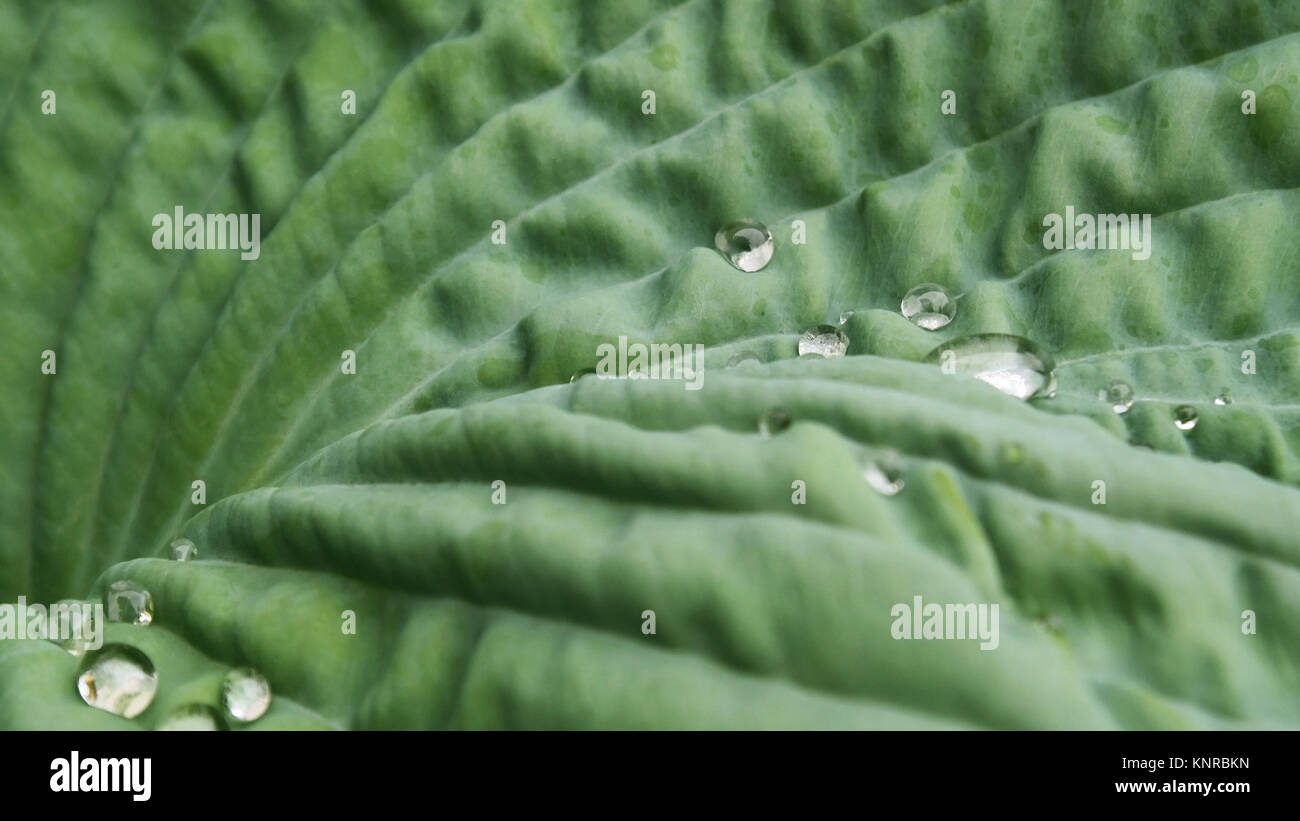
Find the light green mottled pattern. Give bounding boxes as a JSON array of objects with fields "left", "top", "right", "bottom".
[{"left": 1, "top": 0, "right": 1298, "bottom": 729}]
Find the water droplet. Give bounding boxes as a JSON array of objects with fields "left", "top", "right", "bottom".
[
  {"left": 221, "top": 668, "right": 271, "bottom": 722},
  {"left": 157, "top": 703, "right": 227, "bottom": 731},
  {"left": 170, "top": 538, "right": 197, "bottom": 561},
  {"left": 725, "top": 352, "right": 762, "bottom": 369},
  {"left": 861, "top": 451, "right": 905, "bottom": 496},
  {"left": 77, "top": 644, "right": 158, "bottom": 718},
  {"left": 838, "top": 310, "right": 856, "bottom": 325},
  {"left": 1097, "top": 380, "right": 1134, "bottom": 414},
  {"left": 758, "top": 408, "right": 791, "bottom": 437},
  {"left": 900, "top": 283, "right": 957, "bottom": 330},
  {"left": 715, "top": 219, "right": 774, "bottom": 272},
  {"left": 798, "top": 325, "right": 848, "bottom": 358},
  {"left": 104, "top": 580, "right": 154, "bottom": 626},
  {"left": 569, "top": 368, "right": 596, "bottom": 383},
  {"left": 50, "top": 599, "right": 94, "bottom": 656},
  {"left": 925, "top": 334, "right": 1056, "bottom": 400},
  {"left": 1214, "top": 391, "right": 1231, "bottom": 406},
  {"left": 1174, "top": 405, "right": 1198, "bottom": 431},
  {"left": 1037, "top": 614, "right": 1064, "bottom": 635}
]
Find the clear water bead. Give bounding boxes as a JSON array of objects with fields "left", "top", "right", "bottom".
[
  {"left": 170, "top": 538, "right": 198, "bottom": 561},
  {"left": 221, "top": 667, "right": 272, "bottom": 722},
  {"left": 1214, "top": 391, "right": 1231, "bottom": 406},
  {"left": 1174, "top": 405, "right": 1199, "bottom": 431},
  {"left": 157, "top": 703, "right": 226, "bottom": 731},
  {"left": 77, "top": 644, "right": 158, "bottom": 718},
  {"left": 50, "top": 599, "right": 93, "bottom": 656},
  {"left": 1098, "top": 380, "right": 1134, "bottom": 414},
  {"left": 758, "top": 408, "right": 792, "bottom": 437},
  {"left": 900, "top": 283, "right": 957, "bottom": 330},
  {"left": 714, "top": 219, "right": 774, "bottom": 272},
  {"left": 926, "top": 333, "right": 1056, "bottom": 400},
  {"left": 104, "top": 580, "right": 154, "bottom": 626},
  {"left": 798, "top": 325, "right": 848, "bottom": 358},
  {"left": 862, "top": 451, "right": 906, "bottom": 496}
]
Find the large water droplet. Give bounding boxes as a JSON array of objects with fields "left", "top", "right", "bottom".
[
  {"left": 221, "top": 668, "right": 271, "bottom": 722},
  {"left": 798, "top": 325, "right": 848, "bottom": 358},
  {"left": 1098, "top": 380, "right": 1134, "bottom": 414},
  {"left": 170, "top": 538, "right": 197, "bottom": 561},
  {"left": 157, "top": 703, "right": 226, "bottom": 731},
  {"left": 900, "top": 283, "right": 957, "bottom": 330},
  {"left": 758, "top": 408, "right": 791, "bottom": 437},
  {"left": 77, "top": 644, "right": 158, "bottom": 718},
  {"left": 861, "top": 450, "right": 905, "bottom": 496},
  {"left": 1174, "top": 405, "right": 1198, "bottom": 431},
  {"left": 105, "top": 580, "right": 153, "bottom": 626},
  {"left": 715, "top": 219, "right": 774, "bottom": 272},
  {"left": 925, "top": 334, "right": 1056, "bottom": 400}
]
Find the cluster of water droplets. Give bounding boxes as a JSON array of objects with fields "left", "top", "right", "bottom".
[
  {"left": 65, "top": 538, "right": 273, "bottom": 728},
  {"left": 707, "top": 218, "right": 1230, "bottom": 489},
  {"left": 1093, "top": 379, "right": 1228, "bottom": 434}
]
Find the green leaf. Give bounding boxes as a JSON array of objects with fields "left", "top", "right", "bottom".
[{"left": 2, "top": 0, "right": 1298, "bottom": 729}]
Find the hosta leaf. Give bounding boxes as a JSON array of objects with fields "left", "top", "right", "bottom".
[{"left": 1, "top": 0, "right": 1298, "bottom": 729}]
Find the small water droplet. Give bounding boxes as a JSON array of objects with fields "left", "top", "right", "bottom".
[
  {"left": 170, "top": 538, "right": 198, "bottom": 561},
  {"left": 157, "top": 703, "right": 226, "bottom": 731},
  {"left": 725, "top": 352, "right": 762, "bottom": 369},
  {"left": 714, "top": 219, "right": 774, "bottom": 272},
  {"left": 1214, "top": 391, "right": 1231, "bottom": 406},
  {"left": 798, "top": 325, "right": 848, "bottom": 358},
  {"left": 77, "top": 644, "right": 158, "bottom": 718},
  {"left": 838, "top": 310, "right": 856, "bottom": 325},
  {"left": 925, "top": 334, "right": 1056, "bottom": 400},
  {"left": 105, "top": 580, "right": 153, "bottom": 626},
  {"left": 758, "top": 408, "right": 791, "bottom": 437},
  {"left": 900, "top": 283, "right": 957, "bottom": 330},
  {"left": 1097, "top": 380, "right": 1134, "bottom": 414},
  {"left": 221, "top": 668, "right": 271, "bottom": 722},
  {"left": 861, "top": 451, "right": 905, "bottom": 496},
  {"left": 1174, "top": 405, "right": 1198, "bottom": 431},
  {"left": 50, "top": 599, "right": 93, "bottom": 656},
  {"left": 1037, "top": 614, "right": 1064, "bottom": 635},
  {"left": 569, "top": 368, "right": 596, "bottom": 383}
]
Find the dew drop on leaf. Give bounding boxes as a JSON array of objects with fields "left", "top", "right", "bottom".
[
  {"left": 861, "top": 450, "right": 906, "bottom": 496},
  {"left": 924, "top": 333, "right": 1056, "bottom": 400},
  {"left": 798, "top": 325, "right": 848, "bottom": 358},
  {"left": 758, "top": 408, "right": 791, "bottom": 437},
  {"left": 714, "top": 219, "right": 774, "bottom": 272},
  {"left": 157, "top": 703, "right": 226, "bottom": 731},
  {"left": 221, "top": 668, "right": 272, "bottom": 723},
  {"left": 1098, "top": 380, "right": 1134, "bottom": 414},
  {"left": 900, "top": 283, "right": 957, "bottom": 330},
  {"left": 77, "top": 645, "right": 157, "bottom": 718},
  {"left": 170, "top": 538, "right": 198, "bottom": 561},
  {"left": 104, "top": 580, "right": 154, "bottom": 626}
]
